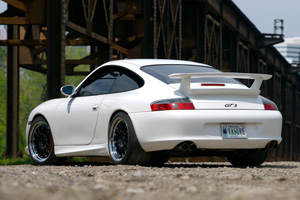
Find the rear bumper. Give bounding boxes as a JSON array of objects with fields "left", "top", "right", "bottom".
[{"left": 129, "top": 110, "right": 282, "bottom": 152}]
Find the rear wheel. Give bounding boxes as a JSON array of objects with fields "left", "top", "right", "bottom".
[
  {"left": 247, "top": 150, "right": 269, "bottom": 166},
  {"left": 148, "top": 152, "right": 170, "bottom": 166},
  {"left": 227, "top": 150, "right": 268, "bottom": 167},
  {"left": 108, "top": 112, "right": 151, "bottom": 165},
  {"left": 28, "top": 116, "right": 65, "bottom": 165}
]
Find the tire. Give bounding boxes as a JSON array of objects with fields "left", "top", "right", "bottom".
[
  {"left": 147, "top": 152, "right": 169, "bottom": 167},
  {"left": 28, "top": 116, "right": 65, "bottom": 165},
  {"left": 247, "top": 150, "right": 268, "bottom": 166},
  {"left": 227, "top": 149, "right": 268, "bottom": 167},
  {"left": 108, "top": 112, "right": 151, "bottom": 165}
]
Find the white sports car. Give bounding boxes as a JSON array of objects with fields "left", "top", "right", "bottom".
[{"left": 25, "top": 59, "right": 282, "bottom": 166}]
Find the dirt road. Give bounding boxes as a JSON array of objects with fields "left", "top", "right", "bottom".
[{"left": 0, "top": 161, "right": 299, "bottom": 200}]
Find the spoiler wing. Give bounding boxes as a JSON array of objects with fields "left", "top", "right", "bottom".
[{"left": 169, "top": 72, "right": 272, "bottom": 95}]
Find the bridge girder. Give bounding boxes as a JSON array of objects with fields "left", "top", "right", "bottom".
[{"left": 0, "top": 0, "right": 299, "bottom": 160}]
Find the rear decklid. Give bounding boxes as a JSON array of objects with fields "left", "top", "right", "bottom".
[{"left": 169, "top": 72, "right": 272, "bottom": 110}]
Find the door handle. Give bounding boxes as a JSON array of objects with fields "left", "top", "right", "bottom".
[{"left": 92, "top": 105, "right": 99, "bottom": 111}]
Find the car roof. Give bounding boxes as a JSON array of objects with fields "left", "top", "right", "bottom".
[{"left": 102, "top": 59, "right": 212, "bottom": 68}]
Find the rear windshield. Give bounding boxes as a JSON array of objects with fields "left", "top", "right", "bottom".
[{"left": 141, "top": 65, "right": 240, "bottom": 84}]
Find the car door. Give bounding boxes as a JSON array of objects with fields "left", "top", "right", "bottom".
[{"left": 54, "top": 66, "right": 120, "bottom": 145}]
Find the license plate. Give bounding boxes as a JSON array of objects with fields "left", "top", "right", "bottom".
[{"left": 221, "top": 124, "right": 247, "bottom": 139}]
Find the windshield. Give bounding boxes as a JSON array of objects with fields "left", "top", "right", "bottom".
[{"left": 141, "top": 65, "right": 241, "bottom": 84}]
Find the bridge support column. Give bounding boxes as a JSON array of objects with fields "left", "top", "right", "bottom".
[
  {"left": 5, "top": 25, "right": 19, "bottom": 157},
  {"left": 46, "top": 0, "right": 66, "bottom": 99}
]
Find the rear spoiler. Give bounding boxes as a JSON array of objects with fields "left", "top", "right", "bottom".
[{"left": 169, "top": 72, "right": 272, "bottom": 95}]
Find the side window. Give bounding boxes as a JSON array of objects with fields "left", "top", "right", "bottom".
[
  {"left": 110, "top": 69, "right": 144, "bottom": 93},
  {"left": 78, "top": 67, "right": 119, "bottom": 96},
  {"left": 77, "top": 66, "right": 144, "bottom": 96}
]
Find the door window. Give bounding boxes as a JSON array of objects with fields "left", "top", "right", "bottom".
[
  {"left": 77, "top": 66, "right": 144, "bottom": 97},
  {"left": 78, "top": 67, "right": 119, "bottom": 96}
]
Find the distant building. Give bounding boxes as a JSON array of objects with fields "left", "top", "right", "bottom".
[{"left": 275, "top": 37, "right": 300, "bottom": 64}]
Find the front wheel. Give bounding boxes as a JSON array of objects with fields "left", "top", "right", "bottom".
[
  {"left": 108, "top": 112, "right": 151, "bottom": 165},
  {"left": 28, "top": 116, "right": 65, "bottom": 165}
]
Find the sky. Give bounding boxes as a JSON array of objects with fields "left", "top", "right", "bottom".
[
  {"left": 0, "top": 0, "right": 299, "bottom": 38},
  {"left": 0, "top": 1, "right": 5, "bottom": 14},
  {"left": 232, "top": 0, "right": 300, "bottom": 38}
]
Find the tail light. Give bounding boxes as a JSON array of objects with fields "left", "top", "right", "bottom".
[
  {"left": 261, "top": 97, "right": 278, "bottom": 110},
  {"left": 151, "top": 98, "right": 195, "bottom": 111}
]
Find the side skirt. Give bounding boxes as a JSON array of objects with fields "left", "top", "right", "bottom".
[{"left": 54, "top": 143, "right": 108, "bottom": 157}]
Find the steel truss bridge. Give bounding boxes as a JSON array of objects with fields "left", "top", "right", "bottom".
[{"left": 1, "top": 0, "right": 300, "bottom": 161}]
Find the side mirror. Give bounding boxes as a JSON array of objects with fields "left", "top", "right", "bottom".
[{"left": 60, "top": 85, "right": 75, "bottom": 97}]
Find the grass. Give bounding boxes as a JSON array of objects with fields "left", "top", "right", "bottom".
[
  {"left": 0, "top": 156, "right": 34, "bottom": 165},
  {"left": 70, "top": 157, "right": 89, "bottom": 163},
  {"left": 0, "top": 156, "right": 91, "bottom": 165}
]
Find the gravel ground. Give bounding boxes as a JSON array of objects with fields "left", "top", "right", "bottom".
[{"left": 0, "top": 161, "right": 300, "bottom": 200}]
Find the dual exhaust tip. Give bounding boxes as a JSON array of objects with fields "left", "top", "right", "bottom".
[
  {"left": 173, "top": 140, "right": 278, "bottom": 154},
  {"left": 265, "top": 141, "right": 279, "bottom": 150},
  {"left": 173, "top": 141, "right": 197, "bottom": 155},
  {"left": 179, "top": 142, "right": 197, "bottom": 151}
]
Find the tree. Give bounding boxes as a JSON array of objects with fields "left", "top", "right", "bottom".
[
  {"left": 65, "top": 46, "right": 90, "bottom": 86},
  {"left": 19, "top": 69, "right": 46, "bottom": 154},
  {"left": 0, "top": 46, "right": 6, "bottom": 155},
  {"left": 18, "top": 46, "right": 90, "bottom": 155},
  {"left": 0, "top": 46, "right": 90, "bottom": 156}
]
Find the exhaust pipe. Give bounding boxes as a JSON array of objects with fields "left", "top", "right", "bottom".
[
  {"left": 266, "top": 142, "right": 274, "bottom": 149},
  {"left": 189, "top": 143, "right": 197, "bottom": 151},
  {"left": 174, "top": 142, "right": 189, "bottom": 151},
  {"left": 174, "top": 142, "right": 197, "bottom": 151},
  {"left": 273, "top": 142, "right": 279, "bottom": 149},
  {"left": 265, "top": 141, "right": 279, "bottom": 150},
  {"left": 173, "top": 142, "right": 197, "bottom": 154}
]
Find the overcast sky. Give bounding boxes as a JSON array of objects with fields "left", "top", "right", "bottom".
[
  {"left": 0, "top": 0, "right": 299, "bottom": 37},
  {"left": 232, "top": 0, "right": 300, "bottom": 37}
]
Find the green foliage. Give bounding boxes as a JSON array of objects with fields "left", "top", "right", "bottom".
[
  {"left": 65, "top": 46, "right": 89, "bottom": 60},
  {"left": 19, "top": 69, "right": 46, "bottom": 155},
  {"left": 0, "top": 46, "right": 90, "bottom": 159},
  {"left": 0, "top": 70, "right": 6, "bottom": 155},
  {"left": 0, "top": 45, "right": 6, "bottom": 67},
  {"left": 65, "top": 46, "right": 90, "bottom": 87},
  {"left": 0, "top": 156, "right": 34, "bottom": 165},
  {"left": 71, "top": 157, "right": 89, "bottom": 163},
  {"left": 65, "top": 69, "right": 86, "bottom": 87},
  {"left": 0, "top": 46, "right": 6, "bottom": 156}
]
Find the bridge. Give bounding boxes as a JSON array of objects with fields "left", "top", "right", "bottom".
[{"left": 1, "top": 0, "right": 299, "bottom": 161}]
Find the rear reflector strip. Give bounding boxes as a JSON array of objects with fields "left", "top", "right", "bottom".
[{"left": 201, "top": 83, "right": 225, "bottom": 86}]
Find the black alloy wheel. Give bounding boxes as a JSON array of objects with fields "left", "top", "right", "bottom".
[
  {"left": 108, "top": 112, "right": 151, "bottom": 165},
  {"left": 28, "top": 116, "right": 65, "bottom": 165}
]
